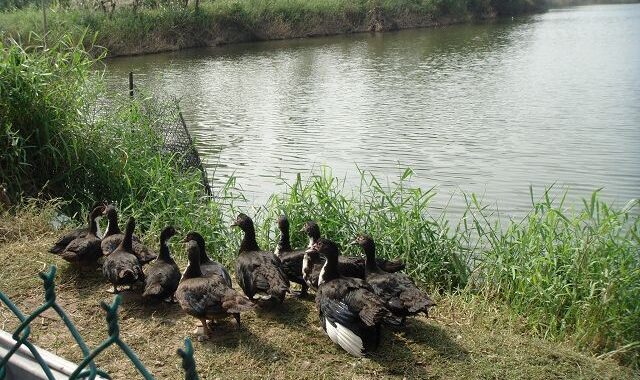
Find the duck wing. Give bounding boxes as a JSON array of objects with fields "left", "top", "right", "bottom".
[
  {"left": 49, "top": 227, "right": 87, "bottom": 254},
  {"left": 143, "top": 261, "right": 181, "bottom": 299},
  {"left": 376, "top": 258, "right": 405, "bottom": 273},
  {"left": 236, "top": 252, "right": 289, "bottom": 302},
  {"left": 279, "top": 250, "right": 305, "bottom": 284},
  {"left": 201, "top": 261, "right": 233, "bottom": 287},
  {"left": 317, "top": 278, "right": 388, "bottom": 357},
  {"left": 60, "top": 235, "right": 101, "bottom": 264},
  {"left": 368, "top": 272, "right": 435, "bottom": 316}
]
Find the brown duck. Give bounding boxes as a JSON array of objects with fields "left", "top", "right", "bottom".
[
  {"left": 142, "top": 226, "right": 181, "bottom": 301},
  {"left": 102, "top": 217, "right": 144, "bottom": 293},
  {"left": 311, "top": 238, "right": 391, "bottom": 357},
  {"left": 176, "top": 240, "right": 254, "bottom": 340},
  {"left": 100, "top": 205, "right": 156, "bottom": 263},
  {"left": 59, "top": 205, "right": 105, "bottom": 267},
  {"left": 232, "top": 213, "right": 289, "bottom": 305},
  {"left": 181, "top": 231, "right": 232, "bottom": 287},
  {"left": 49, "top": 201, "right": 105, "bottom": 254},
  {"left": 301, "top": 221, "right": 405, "bottom": 290}
]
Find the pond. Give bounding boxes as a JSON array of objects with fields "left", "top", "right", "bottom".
[{"left": 105, "top": 3, "right": 640, "bottom": 218}]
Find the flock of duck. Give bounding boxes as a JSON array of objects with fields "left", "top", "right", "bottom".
[{"left": 48, "top": 203, "right": 436, "bottom": 357}]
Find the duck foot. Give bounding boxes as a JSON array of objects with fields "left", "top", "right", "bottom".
[{"left": 196, "top": 318, "right": 212, "bottom": 341}]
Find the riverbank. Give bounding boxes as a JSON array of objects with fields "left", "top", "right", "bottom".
[
  {"left": 0, "top": 0, "right": 547, "bottom": 57},
  {"left": 0, "top": 204, "right": 636, "bottom": 379}
]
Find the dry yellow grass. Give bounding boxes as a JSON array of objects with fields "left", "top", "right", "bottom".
[{"left": 0, "top": 205, "right": 635, "bottom": 379}]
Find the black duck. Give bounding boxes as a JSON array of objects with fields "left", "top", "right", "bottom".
[
  {"left": 59, "top": 205, "right": 105, "bottom": 267},
  {"left": 100, "top": 205, "right": 156, "bottom": 263},
  {"left": 274, "top": 215, "right": 308, "bottom": 297},
  {"left": 142, "top": 226, "right": 181, "bottom": 301},
  {"left": 312, "top": 238, "right": 391, "bottom": 357},
  {"left": 181, "top": 231, "right": 232, "bottom": 287},
  {"left": 176, "top": 240, "right": 254, "bottom": 340},
  {"left": 102, "top": 217, "right": 144, "bottom": 293},
  {"left": 232, "top": 213, "right": 289, "bottom": 305},
  {"left": 352, "top": 234, "right": 435, "bottom": 326}
]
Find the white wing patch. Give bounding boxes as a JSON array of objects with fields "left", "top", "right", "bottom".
[
  {"left": 325, "top": 321, "right": 364, "bottom": 357},
  {"left": 318, "top": 262, "right": 327, "bottom": 286}
]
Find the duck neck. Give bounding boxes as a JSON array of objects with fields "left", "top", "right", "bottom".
[
  {"left": 320, "top": 254, "right": 339, "bottom": 284},
  {"left": 88, "top": 216, "right": 99, "bottom": 237},
  {"left": 277, "top": 226, "right": 292, "bottom": 253},
  {"left": 183, "top": 258, "right": 202, "bottom": 279},
  {"left": 159, "top": 238, "right": 172, "bottom": 261},
  {"left": 196, "top": 237, "right": 211, "bottom": 264},
  {"left": 105, "top": 214, "right": 120, "bottom": 236},
  {"left": 239, "top": 225, "right": 260, "bottom": 252},
  {"left": 122, "top": 225, "right": 134, "bottom": 252},
  {"left": 363, "top": 244, "right": 379, "bottom": 273}
]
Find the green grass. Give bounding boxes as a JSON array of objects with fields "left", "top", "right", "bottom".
[
  {"left": 1, "top": 33, "right": 638, "bottom": 369},
  {"left": 0, "top": 207, "right": 635, "bottom": 379},
  {"left": 0, "top": 0, "right": 547, "bottom": 56}
]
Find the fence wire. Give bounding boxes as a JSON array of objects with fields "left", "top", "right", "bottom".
[{"left": 0, "top": 266, "right": 199, "bottom": 380}]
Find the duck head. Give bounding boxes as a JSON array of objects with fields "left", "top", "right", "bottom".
[
  {"left": 350, "top": 234, "right": 375, "bottom": 253},
  {"left": 301, "top": 220, "right": 320, "bottom": 248},
  {"left": 311, "top": 238, "right": 341, "bottom": 285},
  {"left": 276, "top": 215, "right": 290, "bottom": 232},
  {"left": 160, "top": 226, "right": 178, "bottom": 242},
  {"left": 183, "top": 240, "right": 203, "bottom": 279},
  {"left": 230, "top": 213, "right": 254, "bottom": 230},
  {"left": 181, "top": 231, "right": 210, "bottom": 263}
]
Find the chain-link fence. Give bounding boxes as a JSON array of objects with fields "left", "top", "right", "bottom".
[{"left": 0, "top": 266, "right": 200, "bottom": 379}]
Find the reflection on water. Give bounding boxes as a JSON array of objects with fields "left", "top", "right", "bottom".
[{"left": 104, "top": 4, "right": 640, "bottom": 218}]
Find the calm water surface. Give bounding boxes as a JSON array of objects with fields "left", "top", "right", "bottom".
[{"left": 105, "top": 4, "right": 640, "bottom": 217}]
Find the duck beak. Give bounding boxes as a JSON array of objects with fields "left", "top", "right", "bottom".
[
  {"left": 348, "top": 240, "right": 358, "bottom": 246},
  {"left": 230, "top": 221, "right": 238, "bottom": 228}
]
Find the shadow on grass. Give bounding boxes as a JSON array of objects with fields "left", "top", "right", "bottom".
[
  {"left": 252, "top": 296, "right": 313, "bottom": 327},
  {"left": 399, "top": 318, "right": 469, "bottom": 361}
]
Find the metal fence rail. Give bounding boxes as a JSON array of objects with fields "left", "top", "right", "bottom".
[{"left": 0, "top": 266, "right": 199, "bottom": 380}]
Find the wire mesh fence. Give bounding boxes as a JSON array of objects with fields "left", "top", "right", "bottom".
[
  {"left": 0, "top": 266, "right": 200, "bottom": 380},
  {"left": 130, "top": 72, "right": 213, "bottom": 197}
]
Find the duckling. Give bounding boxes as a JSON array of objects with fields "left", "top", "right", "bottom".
[
  {"left": 176, "top": 240, "right": 254, "bottom": 341},
  {"left": 352, "top": 235, "right": 435, "bottom": 326},
  {"left": 142, "top": 226, "right": 181, "bottom": 301},
  {"left": 274, "top": 215, "right": 308, "bottom": 297},
  {"left": 181, "top": 231, "right": 232, "bottom": 287},
  {"left": 312, "top": 238, "right": 391, "bottom": 357},
  {"left": 231, "top": 213, "right": 289, "bottom": 305},
  {"left": 102, "top": 217, "right": 144, "bottom": 293},
  {"left": 59, "top": 205, "right": 105, "bottom": 267},
  {"left": 49, "top": 201, "right": 105, "bottom": 254},
  {"left": 100, "top": 205, "right": 157, "bottom": 263}
]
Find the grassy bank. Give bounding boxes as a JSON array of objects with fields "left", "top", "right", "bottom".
[
  {"left": 0, "top": 0, "right": 547, "bottom": 57},
  {"left": 0, "top": 207, "right": 635, "bottom": 379},
  {"left": 1, "top": 33, "right": 639, "bottom": 374}
]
